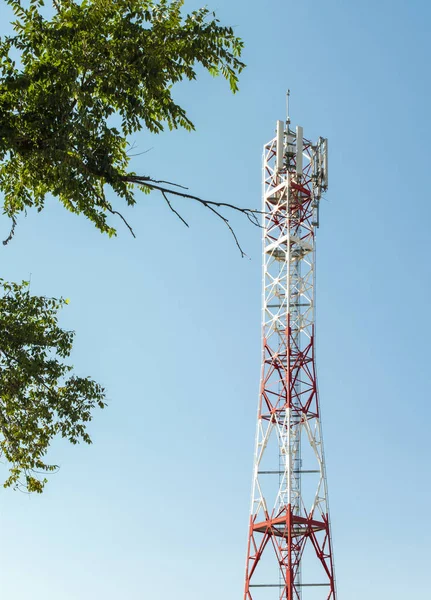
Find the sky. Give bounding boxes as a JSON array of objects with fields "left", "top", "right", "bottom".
[{"left": 0, "top": 0, "right": 430, "bottom": 598}]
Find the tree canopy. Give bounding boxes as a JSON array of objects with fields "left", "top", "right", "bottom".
[
  {"left": 0, "top": 0, "right": 248, "bottom": 243},
  {"left": 0, "top": 0, "right": 247, "bottom": 492},
  {"left": 0, "top": 280, "right": 105, "bottom": 492}
]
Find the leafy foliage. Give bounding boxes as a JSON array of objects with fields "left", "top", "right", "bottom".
[
  {"left": 0, "top": 0, "right": 245, "bottom": 492},
  {"left": 0, "top": 0, "right": 245, "bottom": 236},
  {"left": 0, "top": 279, "right": 105, "bottom": 493}
]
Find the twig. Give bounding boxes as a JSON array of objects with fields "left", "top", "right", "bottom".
[
  {"left": 127, "top": 146, "right": 155, "bottom": 157},
  {"left": 205, "top": 203, "right": 247, "bottom": 258},
  {"left": 134, "top": 175, "right": 189, "bottom": 190},
  {"left": 161, "top": 191, "right": 189, "bottom": 228},
  {"left": 94, "top": 191, "right": 136, "bottom": 238},
  {"left": 126, "top": 176, "right": 262, "bottom": 218},
  {"left": 122, "top": 175, "right": 263, "bottom": 255},
  {"left": 105, "top": 206, "right": 136, "bottom": 238}
]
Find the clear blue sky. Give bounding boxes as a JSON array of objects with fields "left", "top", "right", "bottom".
[{"left": 0, "top": 0, "right": 430, "bottom": 598}]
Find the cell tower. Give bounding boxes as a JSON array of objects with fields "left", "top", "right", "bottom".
[{"left": 244, "top": 98, "right": 336, "bottom": 600}]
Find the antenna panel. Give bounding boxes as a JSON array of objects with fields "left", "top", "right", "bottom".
[
  {"left": 296, "top": 125, "right": 303, "bottom": 176},
  {"left": 276, "top": 120, "right": 284, "bottom": 172}
]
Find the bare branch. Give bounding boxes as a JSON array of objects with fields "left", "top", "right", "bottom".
[
  {"left": 161, "top": 191, "right": 190, "bottom": 228},
  {"left": 245, "top": 210, "right": 261, "bottom": 227},
  {"left": 93, "top": 191, "right": 136, "bottom": 238},
  {"left": 132, "top": 175, "right": 189, "bottom": 190},
  {"left": 105, "top": 206, "right": 136, "bottom": 238},
  {"left": 204, "top": 203, "right": 247, "bottom": 258},
  {"left": 151, "top": 179, "right": 189, "bottom": 190},
  {"left": 127, "top": 144, "right": 154, "bottom": 157},
  {"left": 121, "top": 175, "right": 263, "bottom": 255}
]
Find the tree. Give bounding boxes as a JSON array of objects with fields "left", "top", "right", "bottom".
[
  {"left": 0, "top": 0, "right": 248, "bottom": 491},
  {"left": 0, "top": 280, "right": 105, "bottom": 492},
  {"left": 0, "top": 0, "right": 255, "bottom": 252}
]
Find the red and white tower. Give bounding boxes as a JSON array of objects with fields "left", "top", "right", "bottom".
[{"left": 244, "top": 101, "right": 336, "bottom": 600}]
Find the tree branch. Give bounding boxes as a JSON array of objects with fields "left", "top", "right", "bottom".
[
  {"left": 121, "top": 175, "right": 262, "bottom": 256},
  {"left": 105, "top": 206, "right": 136, "bottom": 238},
  {"left": 161, "top": 191, "right": 189, "bottom": 228}
]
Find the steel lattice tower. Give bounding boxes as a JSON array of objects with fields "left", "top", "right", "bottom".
[{"left": 244, "top": 104, "right": 336, "bottom": 600}]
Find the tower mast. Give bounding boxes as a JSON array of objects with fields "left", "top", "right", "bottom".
[{"left": 244, "top": 106, "right": 335, "bottom": 600}]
